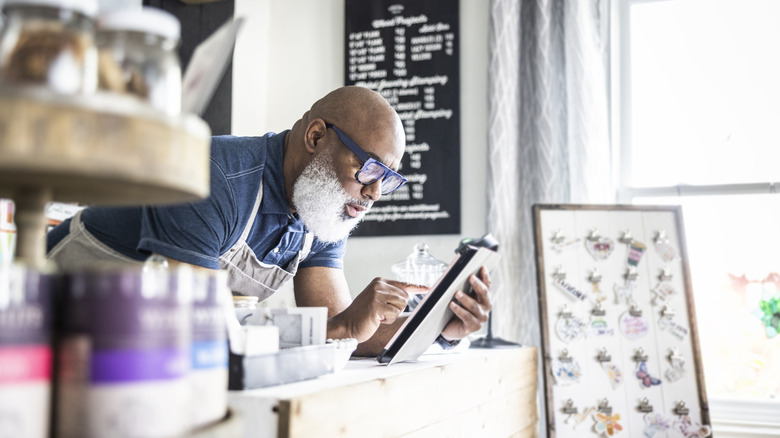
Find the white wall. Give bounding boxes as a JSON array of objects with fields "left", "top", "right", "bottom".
[{"left": 233, "top": 0, "right": 490, "bottom": 297}]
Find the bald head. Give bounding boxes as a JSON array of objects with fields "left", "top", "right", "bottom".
[
  {"left": 306, "top": 86, "right": 404, "bottom": 144},
  {"left": 283, "top": 86, "right": 406, "bottom": 212}
]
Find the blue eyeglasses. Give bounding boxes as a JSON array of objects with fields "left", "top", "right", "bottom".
[{"left": 326, "top": 123, "right": 407, "bottom": 195}]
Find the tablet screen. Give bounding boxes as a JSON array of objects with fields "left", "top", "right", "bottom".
[{"left": 377, "top": 244, "right": 498, "bottom": 365}]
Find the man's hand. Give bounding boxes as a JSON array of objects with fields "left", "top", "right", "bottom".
[
  {"left": 440, "top": 266, "right": 492, "bottom": 342},
  {"left": 331, "top": 278, "right": 420, "bottom": 343}
]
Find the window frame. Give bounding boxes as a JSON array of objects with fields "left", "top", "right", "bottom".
[{"left": 611, "top": 0, "right": 780, "bottom": 433}]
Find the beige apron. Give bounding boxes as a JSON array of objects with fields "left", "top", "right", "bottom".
[
  {"left": 219, "top": 182, "right": 313, "bottom": 300},
  {"left": 48, "top": 209, "right": 142, "bottom": 272}
]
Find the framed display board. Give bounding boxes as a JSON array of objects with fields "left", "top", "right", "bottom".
[{"left": 533, "top": 204, "right": 712, "bottom": 438}]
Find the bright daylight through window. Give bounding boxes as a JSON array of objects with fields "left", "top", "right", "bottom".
[{"left": 620, "top": 0, "right": 780, "bottom": 401}]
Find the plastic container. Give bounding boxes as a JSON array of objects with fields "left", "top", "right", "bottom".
[
  {"left": 0, "top": 0, "right": 99, "bottom": 93},
  {"left": 55, "top": 266, "right": 193, "bottom": 438},
  {"left": 0, "top": 264, "right": 55, "bottom": 438},
  {"left": 228, "top": 339, "right": 358, "bottom": 390},
  {"left": 96, "top": 7, "right": 182, "bottom": 114}
]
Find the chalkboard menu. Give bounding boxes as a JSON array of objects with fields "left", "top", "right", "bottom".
[{"left": 345, "top": 0, "right": 460, "bottom": 236}]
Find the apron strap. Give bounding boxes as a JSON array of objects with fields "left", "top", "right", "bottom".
[{"left": 238, "top": 181, "right": 264, "bottom": 244}]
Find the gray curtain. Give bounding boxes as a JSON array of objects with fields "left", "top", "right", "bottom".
[{"left": 487, "top": 0, "right": 613, "bottom": 434}]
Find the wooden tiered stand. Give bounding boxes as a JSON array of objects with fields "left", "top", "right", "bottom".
[
  {"left": 0, "top": 85, "right": 242, "bottom": 436},
  {"left": 0, "top": 86, "right": 210, "bottom": 263}
]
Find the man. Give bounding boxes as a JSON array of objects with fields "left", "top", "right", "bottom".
[{"left": 47, "top": 86, "right": 492, "bottom": 355}]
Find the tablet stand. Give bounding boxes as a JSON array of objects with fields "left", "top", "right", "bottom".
[{"left": 470, "top": 311, "right": 521, "bottom": 348}]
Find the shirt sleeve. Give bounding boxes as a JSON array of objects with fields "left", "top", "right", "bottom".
[
  {"left": 138, "top": 158, "right": 238, "bottom": 269},
  {"left": 299, "top": 238, "right": 347, "bottom": 270}
]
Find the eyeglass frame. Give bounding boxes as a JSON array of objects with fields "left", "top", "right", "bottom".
[{"left": 325, "top": 123, "right": 407, "bottom": 195}]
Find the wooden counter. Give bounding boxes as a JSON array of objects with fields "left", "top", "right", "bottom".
[{"left": 227, "top": 346, "right": 538, "bottom": 438}]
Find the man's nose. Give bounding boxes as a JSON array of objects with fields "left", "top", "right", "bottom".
[{"left": 362, "top": 180, "right": 382, "bottom": 201}]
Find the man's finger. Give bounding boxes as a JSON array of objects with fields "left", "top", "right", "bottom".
[
  {"left": 453, "top": 290, "right": 489, "bottom": 322},
  {"left": 449, "top": 300, "right": 481, "bottom": 331},
  {"left": 384, "top": 279, "right": 430, "bottom": 295}
]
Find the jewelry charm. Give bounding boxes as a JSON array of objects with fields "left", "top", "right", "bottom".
[
  {"left": 673, "top": 415, "right": 712, "bottom": 438},
  {"left": 553, "top": 275, "right": 588, "bottom": 301},
  {"left": 589, "top": 268, "right": 604, "bottom": 295},
  {"left": 562, "top": 400, "right": 594, "bottom": 429},
  {"left": 635, "top": 360, "right": 662, "bottom": 388},
  {"left": 614, "top": 281, "right": 638, "bottom": 305},
  {"left": 597, "top": 349, "right": 623, "bottom": 389},
  {"left": 555, "top": 305, "right": 586, "bottom": 343},
  {"left": 665, "top": 347, "right": 686, "bottom": 382},
  {"left": 551, "top": 229, "right": 581, "bottom": 253},
  {"left": 653, "top": 229, "right": 678, "bottom": 262},
  {"left": 551, "top": 349, "right": 582, "bottom": 386},
  {"left": 585, "top": 229, "right": 615, "bottom": 261},
  {"left": 626, "top": 240, "right": 646, "bottom": 268},
  {"left": 652, "top": 281, "right": 678, "bottom": 305},
  {"left": 619, "top": 306, "right": 649, "bottom": 340},
  {"left": 658, "top": 310, "right": 689, "bottom": 341},
  {"left": 643, "top": 412, "right": 672, "bottom": 438},
  {"left": 593, "top": 412, "right": 623, "bottom": 437}
]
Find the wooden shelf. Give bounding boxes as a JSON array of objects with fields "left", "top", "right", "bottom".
[
  {"left": 0, "top": 86, "right": 211, "bottom": 264},
  {"left": 0, "top": 86, "right": 210, "bottom": 206}
]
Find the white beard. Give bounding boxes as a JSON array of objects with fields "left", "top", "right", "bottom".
[{"left": 292, "top": 151, "right": 370, "bottom": 243}]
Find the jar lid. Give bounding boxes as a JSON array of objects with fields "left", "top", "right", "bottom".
[
  {"left": 2, "top": 0, "right": 99, "bottom": 17},
  {"left": 233, "top": 296, "right": 259, "bottom": 307},
  {"left": 98, "top": 6, "right": 181, "bottom": 40}
]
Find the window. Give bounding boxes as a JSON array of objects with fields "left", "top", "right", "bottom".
[{"left": 614, "top": 0, "right": 780, "bottom": 430}]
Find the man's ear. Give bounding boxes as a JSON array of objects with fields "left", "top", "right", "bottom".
[{"left": 304, "top": 119, "right": 328, "bottom": 154}]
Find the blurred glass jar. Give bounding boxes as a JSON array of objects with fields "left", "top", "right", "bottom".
[
  {"left": 392, "top": 243, "right": 448, "bottom": 287},
  {"left": 233, "top": 295, "right": 259, "bottom": 326},
  {"left": 96, "top": 7, "right": 182, "bottom": 115},
  {"left": 0, "top": 0, "right": 99, "bottom": 94}
]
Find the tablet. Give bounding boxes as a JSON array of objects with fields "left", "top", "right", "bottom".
[{"left": 376, "top": 243, "right": 499, "bottom": 365}]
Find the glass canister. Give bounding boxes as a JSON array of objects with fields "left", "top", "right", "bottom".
[
  {"left": 0, "top": 0, "right": 99, "bottom": 93},
  {"left": 391, "top": 243, "right": 448, "bottom": 287},
  {"left": 96, "top": 7, "right": 182, "bottom": 115}
]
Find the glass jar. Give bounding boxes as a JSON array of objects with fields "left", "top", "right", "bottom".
[
  {"left": 392, "top": 243, "right": 448, "bottom": 287},
  {"left": 96, "top": 7, "right": 182, "bottom": 114},
  {"left": 233, "top": 295, "right": 259, "bottom": 326},
  {"left": 0, "top": 0, "right": 98, "bottom": 94}
]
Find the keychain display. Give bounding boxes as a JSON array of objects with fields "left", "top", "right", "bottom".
[{"left": 534, "top": 205, "right": 710, "bottom": 438}]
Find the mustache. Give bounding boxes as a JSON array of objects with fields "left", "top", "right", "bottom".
[{"left": 349, "top": 198, "right": 372, "bottom": 210}]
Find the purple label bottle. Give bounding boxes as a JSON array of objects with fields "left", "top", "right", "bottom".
[
  {"left": 0, "top": 264, "right": 54, "bottom": 438},
  {"left": 190, "top": 270, "right": 228, "bottom": 429},
  {"left": 56, "top": 265, "right": 192, "bottom": 438}
]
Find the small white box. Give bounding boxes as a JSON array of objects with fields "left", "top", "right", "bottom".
[{"left": 269, "top": 307, "right": 328, "bottom": 348}]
